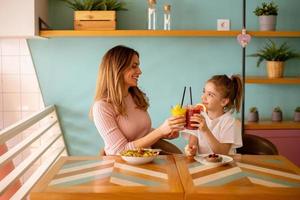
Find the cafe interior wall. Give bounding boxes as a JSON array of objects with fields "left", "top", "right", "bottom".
[{"left": 27, "top": 0, "right": 300, "bottom": 155}]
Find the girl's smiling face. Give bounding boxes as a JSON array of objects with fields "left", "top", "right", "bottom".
[{"left": 201, "top": 82, "right": 229, "bottom": 113}]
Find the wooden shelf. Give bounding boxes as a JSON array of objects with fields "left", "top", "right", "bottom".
[
  {"left": 39, "top": 30, "right": 241, "bottom": 37},
  {"left": 248, "top": 31, "right": 300, "bottom": 37},
  {"left": 39, "top": 30, "right": 300, "bottom": 38},
  {"left": 246, "top": 76, "right": 300, "bottom": 84},
  {"left": 245, "top": 121, "right": 300, "bottom": 130}
]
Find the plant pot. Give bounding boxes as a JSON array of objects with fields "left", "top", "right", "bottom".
[
  {"left": 259, "top": 15, "right": 277, "bottom": 31},
  {"left": 294, "top": 112, "right": 300, "bottom": 122},
  {"left": 248, "top": 111, "right": 259, "bottom": 122},
  {"left": 266, "top": 61, "right": 284, "bottom": 78},
  {"left": 74, "top": 11, "right": 116, "bottom": 30},
  {"left": 272, "top": 111, "right": 282, "bottom": 122}
]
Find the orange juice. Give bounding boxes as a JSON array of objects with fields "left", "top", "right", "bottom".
[{"left": 171, "top": 104, "right": 186, "bottom": 117}]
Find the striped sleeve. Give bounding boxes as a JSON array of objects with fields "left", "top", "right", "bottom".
[{"left": 93, "top": 101, "right": 135, "bottom": 155}]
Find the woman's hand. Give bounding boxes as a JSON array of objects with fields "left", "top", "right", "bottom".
[
  {"left": 158, "top": 116, "right": 185, "bottom": 137},
  {"left": 190, "top": 114, "right": 209, "bottom": 132},
  {"left": 162, "top": 131, "right": 179, "bottom": 139}
]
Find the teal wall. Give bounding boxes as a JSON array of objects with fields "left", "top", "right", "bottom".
[{"left": 28, "top": 0, "right": 300, "bottom": 155}]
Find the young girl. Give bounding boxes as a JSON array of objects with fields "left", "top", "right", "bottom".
[{"left": 185, "top": 74, "right": 243, "bottom": 156}]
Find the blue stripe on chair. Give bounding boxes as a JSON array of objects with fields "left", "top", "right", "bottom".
[{"left": 111, "top": 172, "right": 162, "bottom": 187}]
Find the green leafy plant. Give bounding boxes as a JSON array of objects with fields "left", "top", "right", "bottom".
[
  {"left": 273, "top": 106, "right": 282, "bottom": 112},
  {"left": 61, "top": 0, "right": 127, "bottom": 11},
  {"left": 249, "top": 107, "right": 258, "bottom": 113},
  {"left": 254, "top": 1, "right": 278, "bottom": 16},
  {"left": 248, "top": 40, "right": 300, "bottom": 67},
  {"left": 295, "top": 107, "right": 300, "bottom": 112}
]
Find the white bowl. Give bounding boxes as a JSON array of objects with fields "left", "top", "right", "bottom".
[
  {"left": 121, "top": 155, "right": 157, "bottom": 165},
  {"left": 120, "top": 149, "right": 160, "bottom": 165}
]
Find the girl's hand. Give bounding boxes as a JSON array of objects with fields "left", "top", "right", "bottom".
[
  {"left": 158, "top": 116, "right": 185, "bottom": 137},
  {"left": 184, "top": 144, "right": 197, "bottom": 156},
  {"left": 190, "top": 114, "right": 209, "bottom": 132}
]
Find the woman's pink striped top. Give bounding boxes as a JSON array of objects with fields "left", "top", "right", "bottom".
[{"left": 93, "top": 94, "right": 152, "bottom": 155}]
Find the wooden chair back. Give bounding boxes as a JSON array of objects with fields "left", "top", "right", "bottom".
[{"left": 237, "top": 134, "right": 278, "bottom": 155}]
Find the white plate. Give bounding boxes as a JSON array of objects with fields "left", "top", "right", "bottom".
[
  {"left": 121, "top": 155, "right": 158, "bottom": 165},
  {"left": 194, "top": 154, "right": 233, "bottom": 166}
]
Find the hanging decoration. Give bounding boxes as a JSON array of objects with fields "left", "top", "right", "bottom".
[{"left": 237, "top": 28, "right": 251, "bottom": 47}]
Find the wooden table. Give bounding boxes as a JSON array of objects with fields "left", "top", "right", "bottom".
[
  {"left": 174, "top": 154, "right": 300, "bottom": 200},
  {"left": 30, "top": 155, "right": 183, "bottom": 200}
]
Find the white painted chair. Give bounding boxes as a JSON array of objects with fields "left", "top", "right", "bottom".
[{"left": 0, "top": 105, "right": 68, "bottom": 199}]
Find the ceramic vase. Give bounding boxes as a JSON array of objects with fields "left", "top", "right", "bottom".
[
  {"left": 272, "top": 111, "right": 282, "bottom": 122},
  {"left": 248, "top": 111, "right": 259, "bottom": 122},
  {"left": 259, "top": 15, "right": 277, "bottom": 31},
  {"left": 294, "top": 112, "right": 300, "bottom": 122}
]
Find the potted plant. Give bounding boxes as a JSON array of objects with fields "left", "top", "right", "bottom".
[
  {"left": 254, "top": 1, "right": 278, "bottom": 31},
  {"left": 248, "top": 107, "right": 259, "bottom": 122},
  {"left": 62, "top": 0, "right": 127, "bottom": 30},
  {"left": 294, "top": 107, "right": 300, "bottom": 122},
  {"left": 272, "top": 106, "right": 283, "bottom": 122},
  {"left": 249, "top": 40, "right": 300, "bottom": 78}
]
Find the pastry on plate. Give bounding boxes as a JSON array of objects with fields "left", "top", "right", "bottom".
[{"left": 204, "top": 153, "right": 223, "bottom": 163}]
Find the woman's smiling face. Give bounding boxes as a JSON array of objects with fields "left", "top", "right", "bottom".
[{"left": 123, "top": 54, "right": 142, "bottom": 89}]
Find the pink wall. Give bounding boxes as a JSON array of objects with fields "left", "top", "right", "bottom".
[
  {"left": 0, "top": 39, "right": 44, "bottom": 131},
  {"left": 246, "top": 130, "right": 300, "bottom": 166}
]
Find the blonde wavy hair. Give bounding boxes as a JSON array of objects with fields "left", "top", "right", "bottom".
[{"left": 90, "top": 45, "right": 149, "bottom": 117}]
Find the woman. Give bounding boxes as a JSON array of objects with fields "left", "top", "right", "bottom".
[{"left": 91, "top": 45, "right": 185, "bottom": 155}]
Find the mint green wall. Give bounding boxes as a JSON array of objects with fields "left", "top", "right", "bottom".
[{"left": 28, "top": 0, "right": 300, "bottom": 155}]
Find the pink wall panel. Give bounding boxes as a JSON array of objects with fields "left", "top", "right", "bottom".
[{"left": 246, "top": 130, "right": 300, "bottom": 167}]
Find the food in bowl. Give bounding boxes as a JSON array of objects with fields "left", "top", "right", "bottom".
[
  {"left": 120, "top": 149, "right": 159, "bottom": 165},
  {"left": 204, "top": 153, "right": 223, "bottom": 163},
  {"left": 121, "top": 149, "right": 159, "bottom": 157}
]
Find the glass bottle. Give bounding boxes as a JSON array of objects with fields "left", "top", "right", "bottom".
[
  {"left": 164, "top": 4, "right": 171, "bottom": 30},
  {"left": 147, "top": 0, "right": 156, "bottom": 30}
]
